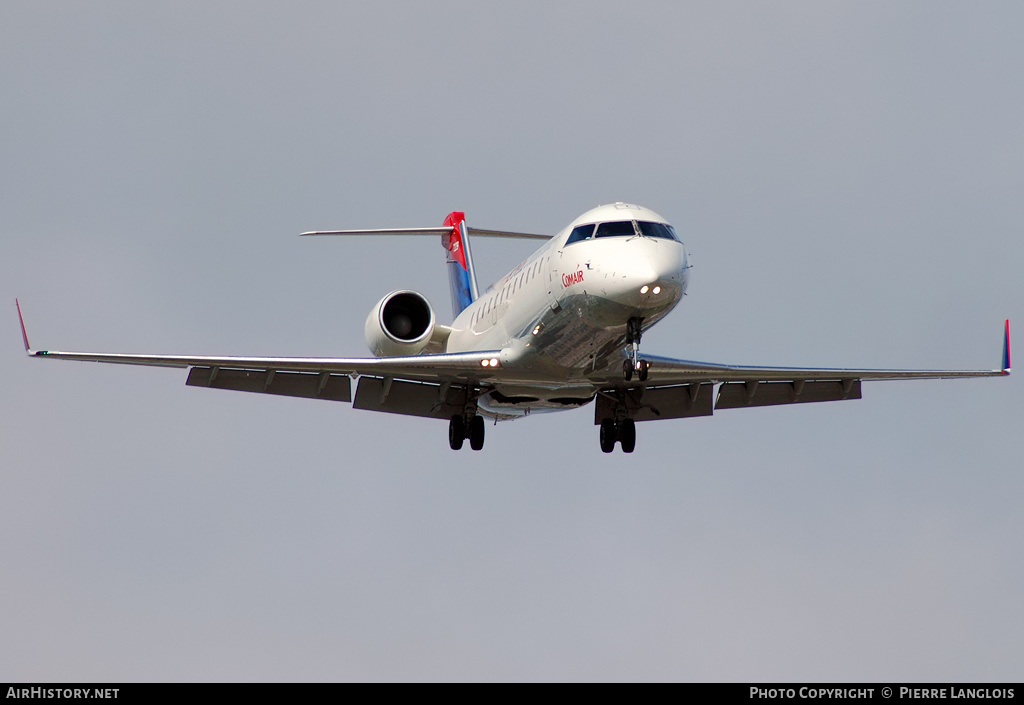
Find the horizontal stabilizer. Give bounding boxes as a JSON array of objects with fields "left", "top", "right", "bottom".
[
  {"left": 464, "top": 227, "right": 550, "bottom": 241},
  {"left": 301, "top": 227, "right": 549, "bottom": 240}
]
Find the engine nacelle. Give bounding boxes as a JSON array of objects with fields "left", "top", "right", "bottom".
[{"left": 364, "top": 290, "right": 436, "bottom": 357}]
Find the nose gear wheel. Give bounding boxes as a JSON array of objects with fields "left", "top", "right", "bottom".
[{"left": 623, "top": 317, "right": 649, "bottom": 382}]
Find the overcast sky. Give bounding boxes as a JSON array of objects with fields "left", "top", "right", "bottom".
[{"left": 2, "top": 2, "right": 1021, "bottom": 682}]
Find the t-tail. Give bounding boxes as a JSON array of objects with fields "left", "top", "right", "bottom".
[
  {"left": 299, "top": 212, "right": 549, "bottom": 320},
  {"left": 443, "top": 211, "right": 480, "bottom": 317}
]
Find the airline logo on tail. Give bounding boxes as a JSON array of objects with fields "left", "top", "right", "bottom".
[
  {"left": 443, "top": 210, "right": 477, "bottom": 316},
  {"left": 444, "top": 211, "right": 468, "bottom": 270}
]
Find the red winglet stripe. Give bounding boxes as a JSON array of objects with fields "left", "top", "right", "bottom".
[
  {"left": 16, "top": 299, "right": 30, "bottom": 351},
  {"left": 443, "top": 211, "right": 468, "bottom": 270},
  {"left": 1004, "top": 319, "right": 1011, "bottom": 373}
]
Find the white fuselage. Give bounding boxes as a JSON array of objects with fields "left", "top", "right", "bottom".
[{"left": 444, "top": 204, "right": 691, "bottom": 418}]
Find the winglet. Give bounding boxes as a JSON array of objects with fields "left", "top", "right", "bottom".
[
  {"left": 15, "top": 299, "right": 33, "bottom": 354},
  {"left": 1002, "top": 319, "right": 1011, "bottom": 375}
]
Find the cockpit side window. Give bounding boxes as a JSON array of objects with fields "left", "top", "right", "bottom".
[
  {"left": 636, "top": 221, "right": 678, "bottom": 240},
  {"left": 565, "top": 223, "right": 595, "bottom": 245},
  {"left": 594, "top": 221, "right": 637, "bottom": 238}
]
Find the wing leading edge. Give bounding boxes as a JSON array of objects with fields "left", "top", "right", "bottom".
[
  {"left": 638, "top": 347, "right": 1010, "bottom": 385},
  {"left": 23, "top": 343, "right": 507, "bottom": 419},
  {"left": 24, "top": 346, "right": 508, "bottom": 383},
  {"left": 640, "top": 318, "right": 1010, "bottom": 384}
]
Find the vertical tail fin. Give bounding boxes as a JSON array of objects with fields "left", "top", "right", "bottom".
[{"left": 443, "top": 211, "right": 480, "bottom": 317}]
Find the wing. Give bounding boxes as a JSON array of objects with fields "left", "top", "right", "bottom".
[
  {"left": 591, "top": 321, "right": 1010, "bottom": 422},
  {"left": 641, "top": 350, "right": 1010, "bottom": 385},
  {"left": 17, "top": 300, "right": 505, "bottom": 420},
  {"left": 25, "top": 347, "right": 509, "bottom": 420}
]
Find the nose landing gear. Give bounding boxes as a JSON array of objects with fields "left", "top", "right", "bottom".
[
  {"left": 623, "top": 317, "right": 649, "bottom": 382},
  {"left": 622, "top": 358, "right": 650, "bottom": 383}
]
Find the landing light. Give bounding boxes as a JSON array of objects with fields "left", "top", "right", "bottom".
[
  {"left": 640, "top": 285, "right": 649, "bottom": 294},
  {"left": 481, "top": 358, "right": 500, "bottom": 368},
  {"left": 653, "top": 286, "right": 661, "bottom": 295}
]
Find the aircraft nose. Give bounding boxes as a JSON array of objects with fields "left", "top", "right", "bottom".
[{"left": 616, "top": 240, "right": 689, "bottom": 311}]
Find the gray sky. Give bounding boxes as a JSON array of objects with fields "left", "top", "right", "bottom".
[{"left": 2, "top": 1, "right": 1021, "bottom": 682}]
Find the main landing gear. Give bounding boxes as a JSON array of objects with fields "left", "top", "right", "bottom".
[
  {"left": 599, "top": 417, "right": 636, "bottom": 453},
  {"left": 622, "top": 316, "right": 649, "bottom": 382},
  {"left": 448, "top": 387, "right": 485, "bottom": 451},
  {"left": 449, "top": 414, "right": 485, "bottom": 451}
]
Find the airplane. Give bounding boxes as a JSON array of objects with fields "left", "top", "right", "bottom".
[{"left": 16, "top": 202, "right": 1011, "bottom": 453}]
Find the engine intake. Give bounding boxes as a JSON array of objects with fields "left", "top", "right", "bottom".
[{"left": 365, "top": 290, "right": 436, "bottom": 357}]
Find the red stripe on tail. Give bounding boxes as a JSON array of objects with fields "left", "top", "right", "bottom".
[{"left": 443, "top": 211, "right": 468, "bottom": 270}]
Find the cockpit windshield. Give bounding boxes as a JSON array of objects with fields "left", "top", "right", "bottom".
[
  {"left": 565, "top": 220, "right": 678, "bottom": 245},
  {"left": 595, "top": 221, "right": 637, "bottom": 238},
  {"left": 565, "top": 223, "right": 595, "bottom": 245},
  {"left": 636, "top": 221, "right": 677, "bottom": 240}
]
